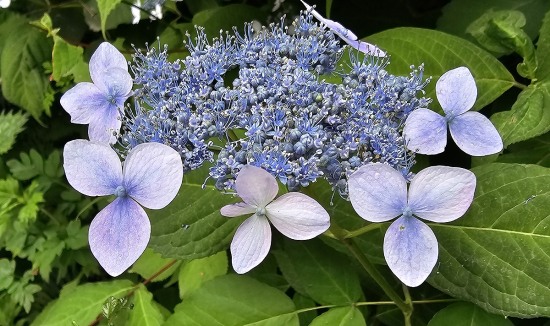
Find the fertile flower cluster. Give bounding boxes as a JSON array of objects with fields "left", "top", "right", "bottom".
[{"left": 121, "top": 11, "right": 430, "bottom": 196}]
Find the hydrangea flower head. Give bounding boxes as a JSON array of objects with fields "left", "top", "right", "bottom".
[
  {"left": 220, "top": 165, "right": 330, "bottom": 273},
  {"left": 63, "top": 140, "right": 183, "bottom": 276},
  {"left": 60, "top": 42, "right": 132, "bottom": 144},
  {"left": 348, "top": 163, "right": 476, "bottom": 287},
  {"left": 300, "top": 0, "right": 386, "bottom": 57},
  {"left": 403, "top": 66, "right": 503, "bottom": 156}
]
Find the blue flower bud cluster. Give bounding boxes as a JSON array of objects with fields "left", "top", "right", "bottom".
[{"left": 121, "top": 11, "right": 430, "bottom": 196}]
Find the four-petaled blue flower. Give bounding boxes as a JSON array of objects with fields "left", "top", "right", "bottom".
[
  {"left": 63, "top": 139, "right": 183, "bottom": 276},
  {"left": 220, "top": 165, "right": 330, "bottom": 274},
  {"left": 348, "top": 163, "right": 476, "bottom": 287},
  {"left": 403, "top": 66, "right": 503, "bottom": 156},
  {"left": 61, "top": 42, "right": 133, "bottom": 144},
  {"left": 300, "top": 0, "right": 386, "bottom": 57}
]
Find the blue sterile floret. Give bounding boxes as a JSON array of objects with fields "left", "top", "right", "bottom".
[{"left": 121, "top": 11, "right": 430, "bottom": 196}]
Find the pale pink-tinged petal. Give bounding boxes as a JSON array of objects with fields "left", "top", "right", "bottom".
[
  {"left": 60, "top": 83, "right": 109, "bottom": 124},
  {"left": 436, "top": 67, "right": 477, "bottom": 117},
  {"left": 87, "top": 104, "right": 121, "bottom": 144},
  {"left": 265, "top": 192, "right": 330, "bottom": 240},
  {"left": 92, "top": 68, "right": 133, "bottom": 105},
  {"left": 449, "top": 111, "right": 503, "bottom": 156},
  {"left": 408, "top": 166, "right": 476, "bottom": 223},
  {"left": 89, "top": 197, "right": 150, "bottom": 276},
  {"left": 63, "top": 140, "right": 122, "bottom": 196},
  {"left": 221, "top": 202, "right": 256, "bottom": 217},
  {"left": 404, "top": 108, "right": 447, "bottom": 155},
  {"left": 348, "top": 163, "right": 407, "bottom": 222},
  {"left": 89, "top": 42, "right": 128, "bottom": 84},
  {"left": 384, "top": 216, "right": 438, "bottom": 287},
  {"left": 235, "top": 165, "right": 278, "bottom": 208},
  {"left": 123, "top": 143, "right": 183, "bottom": 209},
  {"left": 344, "top": 39, "right": 387, "bottom": 57},
  {"left": 230, "top": 214, "right": 272, "bottom": 274},
  {"left": 300, "top": 0, "right": 386, "bottom": 57}
]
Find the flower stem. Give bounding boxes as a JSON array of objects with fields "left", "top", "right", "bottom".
[
  {"left": 402, "top": 283, "right": 413, "bottom": 326},
  {"left": 341, "top": 238, "right": 412, "bottom": 316},
  {"left": 344, "top": 223, "right": 382, "bottom": 238}
]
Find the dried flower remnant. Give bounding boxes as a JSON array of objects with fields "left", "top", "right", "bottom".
[
  {"left": 220, "top": 165, "right": 330, "bottom": 273},
  {"left": 63, "top": 140, "right": 183, "bottom": 276},
  {"left": 348, "top": 163, "right": 476, "bottom": 287}
]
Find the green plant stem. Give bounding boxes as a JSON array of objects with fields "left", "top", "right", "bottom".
[
  {"left": 514, "top": 81, "right": 528, "bottom": 90},
  {"left": 295, "top": 298, "right": 458, "bottom": 314},
  {"left": 341, "top": 238, "right": 412, "bottom": 316},
  {"left": 402, "top": 283, "right": 413, "bottom": 326},
  {"left": 344, "top": 223, "right": 382, "bottom": 238}
]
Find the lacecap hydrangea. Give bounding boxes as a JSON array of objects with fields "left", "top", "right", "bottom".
[{"left": 120, "top": 10, "right": 430, "bottom": 196}]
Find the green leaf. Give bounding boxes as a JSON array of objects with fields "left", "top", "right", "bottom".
[
  {"left": 293, "top": 293, "right": 317, "bottom": 325},
  {"left": 128, "top": 285, "right": 165, "bottom": 326},
  {"left": 7, "top": 149, "right": 44, "bottom": 181},
  {"left": 535, "top": 9, "right": 550, "bottom": 80},
  {"left": 65, "top": 219, "right": 88, "bottom": 250},
  {"left": 84, "top": 0, "right": 134, "bottom": 33},
  {"left": 466, "top": 10, "right": 537, "bottom": 79},
  {"left": 51, "top": 35, "right": 88, "bottom": 82},
  {"left": 274, "top": 238, "right": 362, "bottom": 305},
  {"left": 192, "top": 4, "right": 267, "bottom": 39},
  {"left": 428, "top": 302, "right": 513, "bottom": 326},
  {"left": 437, "top": 0, "right": 550, "bottom": 42},
  {"left": 148, "top": 168, "right": 243, "bottom": 260},
  {"left": 129, "top": 248, "right": 181, "bottom": 282},
  {"left": 368, "top": 28, "right": 515, "bottom": 111},
  {"left": 178, "top": 251, "right": 228, "bottom": 298},
  {"left": 0, "top": 11, "right": 27, "bottom": 77},
  {"left": 491, "top": 82, "right": 550, "bottom": 146},
  {"left": 31, "top": 280, "right": 134, "bottom": 326},
  {"left": 166, "top": 274, "right": 299, "bottom": 325},
  {"left": 0, "top": 111, "right": 27, "bottom": 155},
  {"left": 97, "top": 0, "right": 123, "bottom": 37},
  {"left": 0, "top": 259, "right": 15, "bottom": 290},
  {"left": 1, "top": 24, "right": 53, "bottom": 119},
  {"left": 429, "top": 163, "right": 550, "bottom": 317},
  {"left": 310, "top": 306, "right": 366, "bottom": 326},
  {"left": 497, "top": 132, "right": 550, "bottom": 166}
]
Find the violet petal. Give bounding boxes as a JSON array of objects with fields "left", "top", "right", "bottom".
[
  {"left": 384, "top": 216, "right": 438, "bottom": 287},
  {"left": 230, "top": 214, "right": 272, "bottom": 274},
  {"left": 89, "top": 197, "right": 150, "bottom": 276}
]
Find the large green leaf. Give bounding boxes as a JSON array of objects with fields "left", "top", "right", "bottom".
[
  {"left": 31, "top": 280, "right": 134, "bottom": 326},
  {"left": 128, "top": 285, "right": 165, "bottom": 326},
  {"left": 97, "top": 0, "right": 122, "bottom": 37},
  {"left": 148, "top": 168, "right": 243, "bottom": 260},
  {"left": 166, "top": 274, "right": 299, "bottom": 325},
  {"left": 129, "top": 248, "right": 181, "bottom": 282},
  {"left": 491, "top": 82, "right": 550, "bottom": 147},
  {"left": 0, "top": 11, "right": 27, "bottom": 77},
  {"left": 535, "top": 9, "right": 550, "bottom": 80},
  {"left": 437, "top": 0, "right": 550, "bottom": 42},
  {"left": 429, "top": 163, "right": 550, "bottom": 317},
  {"left": 192, "top": 4, "right": 267, "bottom": 39},
  {"left": 1, "top": 24, "right": 53, "bottom": 119},
  {"left": 309, "top": 307, "right": 366, "bottom": 326},
  {"left": 274, "top": 238, "right": 362, "bottom": 305},
  {"left": 368, "top": 28, "right": 514, "bottom": 111},
  {"left": 0, "top": 111, "right": 27, "bottom": 155},
  {"left": 178, "top": 251, "right": 228, "bottom": 298},
  {"left": 497, "top": 132, "right": 550, "bottom": 167},
  {"left": 428, "top": 302, "right": 513, "bottom": 326}
]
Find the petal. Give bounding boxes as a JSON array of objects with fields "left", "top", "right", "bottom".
[
  {"left": 408, "top": 166, "right": 476, "bottom": 223},
  {"left": 60, "top": 83, "right": 109, "bottom": 124},
  {"left": 403, "top": 108, "right": 447, "bottom": 155},
  {"left": 221, "top": 202, "right": 256, "bottom": 217},
  {"left": 344, "top": 39, "right": 387, "bottom": 57},
  {"left": 87, "top": 104, "right": 121, "bottom": 144},
  {"left": 235, "top": 165, "right": 278, "bottom": 208},
  {"left": 63, "top": 139, "right": 122, "bottom": 196},
  {"left": 265, "top": 192, "right": 330, "bottom": 240},
  {"left": 89, "top": 42, "right": 128, "bottom": 84},
  {"left": 230, "top": 214, "right": 272, "bottom": 274},
  {"left": 449, "top": 111, "right": 504, "bottom": 156},
  {"left": 384, "top": 216, "right": 438, "bottom": 287},
  {"left": 436, "top": 67, "right": 477, "bottom": 117},
  {"left": 348, "top": 163, "right": 407, "bottom": 222},
  {"left": 123, "top": 142, "right": 183, "bottom": 209},
  {"left": 93, "top": 68, "right": 133, "bottom": 103},
  {"left": 89, "top": 197, "right": 150, "bottom": 276}
]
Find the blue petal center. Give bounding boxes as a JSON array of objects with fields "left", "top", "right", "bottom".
[
  {"left": 256, "top": 206, "right": 266, "bottom": 216},
  {"left": 402, "top": 205, "right": 413, "bottom": 219},
  {"left": 114, "top": 185, "right": 127, "bottom": 198}
]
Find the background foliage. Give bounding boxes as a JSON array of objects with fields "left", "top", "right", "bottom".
[{"left": 1, "top": 0, "right": 550, "bottom": 325}]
